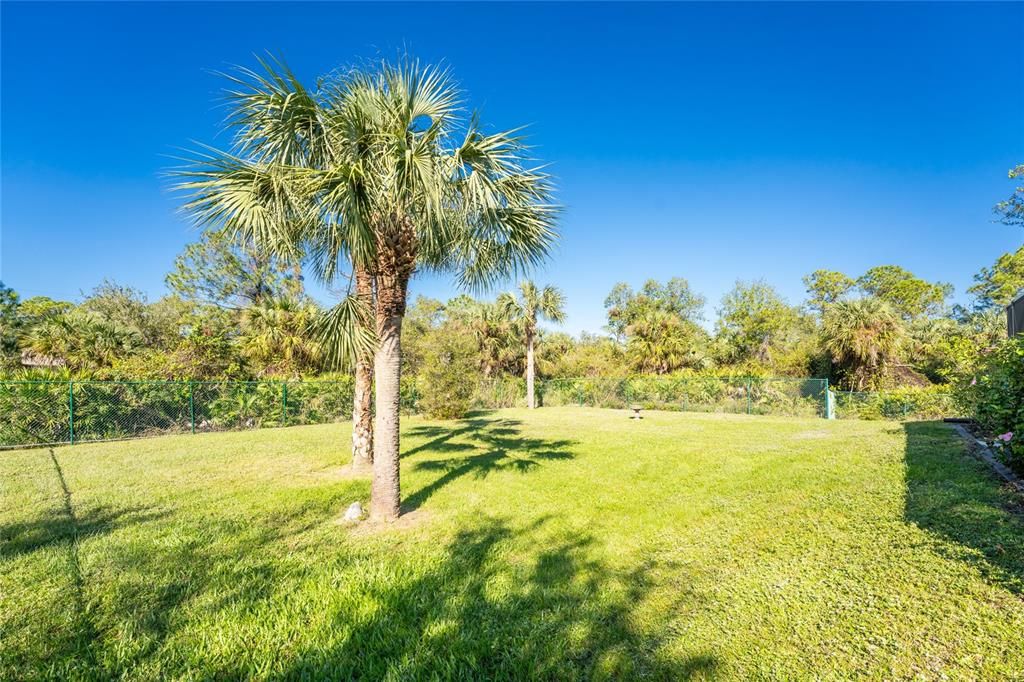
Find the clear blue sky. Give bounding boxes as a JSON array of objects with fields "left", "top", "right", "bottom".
[{"left": 2, "top": 1, "right": 1022, "bottom": 334}]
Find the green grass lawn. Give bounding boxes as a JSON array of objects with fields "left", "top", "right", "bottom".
[{"left": 2, "top": 408, "right": 1023, "bottom": 680}]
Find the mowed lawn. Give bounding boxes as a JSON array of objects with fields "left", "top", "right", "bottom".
[{"left": 2, "top": 408, "right": 1023, "bottom": 680}]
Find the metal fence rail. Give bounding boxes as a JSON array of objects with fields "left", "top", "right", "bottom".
[{"left": 0, "top": 377, "right": 959, "bottom": 450}]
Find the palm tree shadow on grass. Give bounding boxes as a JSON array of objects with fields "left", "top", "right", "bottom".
[
  {"left": 902, "top": 421, "right": 1024, "bottom": 596},
  {"left": 3, "top": 447, "right": 365, "bottom": 679},
  {"left": 401, "top": 413, "right": 577, "bottom": 513},
  {"left": 272, "top": 516, "right": 720, "bottom": 680}
]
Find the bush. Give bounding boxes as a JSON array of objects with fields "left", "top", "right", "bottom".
[
  {"left": 833, "top": 385, "right": 958, "bottom": 421},
  {"left": 416, "top": 331, "right": 478, "bottom": 420},
  {"left": 959, "top": 335, "right": 1024, "bottom": 472}
]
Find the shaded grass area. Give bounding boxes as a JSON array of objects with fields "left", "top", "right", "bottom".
[{"left": 1, "top": 408, "right": 1022, "bottom": 679}]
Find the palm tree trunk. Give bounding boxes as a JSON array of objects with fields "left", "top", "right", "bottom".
[
  {"left": 526, "top": 329, "right": 536, "bottom": 409},
  {"left": 369, "top": 268, "right": 407, "bottom": 522},
  {"left": 351, "top": 265, "right": 374, "bottom": 472}
]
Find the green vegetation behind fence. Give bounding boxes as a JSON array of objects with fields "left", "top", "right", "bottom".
[
  {"left": 540, "top": 376, "right": 830, "bottom": 417},
  {"left": 0, "top": 376, "right": 958, "bottom": 449}
]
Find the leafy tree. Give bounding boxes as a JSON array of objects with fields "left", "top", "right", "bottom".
[
  {"left": 802, "top": 269, "right": 855, "bottom": 315},
  {"left": 994, "top": 164, "right": 1024, "bottom": 228},
  {"left": 167, "top": 228, "right": 303, "bottom": 309},
  {"left": 401, "top": 296, "right": 447, "bottom": 377},
  {"left": 178, "top": 58, "right": 557, "bottom": 521},
  {"left": 416, "top": 322, "right": 479, "bottom": 420},
  {"left": 605, "top": 278, "right": 705, "bottom": 341},
  {"left": 499, "top": 282, "right": 566, "bottom": 409},
  {"left": 17, "top": 296, "right": 72, "bottom": 328},
  {"left": 715, "top": 280, "right": 798, "bottom": 366},
  {"left": 913, "top": 309, "right": 1004, "bottom": 384},
  {"left": 81, "top": 280, "right": 151, "bottom": 337},
  {"left": 603, "top": 282, "right": 634, "bottom": 342},
  {"left": 856, "top": 266, "right": 952, "bottom": 319},
  {"left": 821, "top": 298, "right": 905, "bottom": 390},
  {"left": 109, "top": 306, "right": 244, "bottom": 380},
  {"left": 543, "top": 332, "right": 625, "bottom": 378},
  {"left": 967, "top": 245, "right": 1024, "bottom": 311},
  {"left": 0, "top": 282, "right": 20, "bottom": 368}
]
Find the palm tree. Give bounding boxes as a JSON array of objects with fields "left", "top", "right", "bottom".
[
  {"left": 464, "top": 300, "right": 521, "bottom": 378},
  {"left": 23, "top": 310, "right": 139, "bottom": 371},
  {"left": 240, "top": 297, "right": 322, "bottom": 375},
  {"left": 625, "top": 309, "right": 708, "bottom": 374},
  {"left": 821, "top": 298, "right": 906, "bottom": 390},
  {"left": 174, "top": 57, "right": 377, "bottom": 470},
  {"left": 499, "top": 282, "right": 566, "bottom": 408},
  {"left": 177, "top": 59, "right": 558, "bottom": 520}
]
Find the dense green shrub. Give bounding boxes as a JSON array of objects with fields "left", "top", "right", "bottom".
[
  {"left": 833, "top": 385, "right": 957, "bottom": 421},
  {"left": 416, "top": 332, "right": 478, "bottom": 420},
  {"left": 959, "top": 335, "right": 1024, "bottom": 472}
]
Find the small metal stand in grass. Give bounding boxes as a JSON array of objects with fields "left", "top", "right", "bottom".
[{"left": 630, "top": 404, "right": 643, "bottom": 420}]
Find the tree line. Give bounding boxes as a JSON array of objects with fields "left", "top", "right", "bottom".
[{"left": 3, "top": 243, "right": 1019, "bottom": 393}]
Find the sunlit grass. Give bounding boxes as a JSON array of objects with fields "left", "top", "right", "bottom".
[{"left": 2, "top": 407, "right": 1022, "bottom": 679}]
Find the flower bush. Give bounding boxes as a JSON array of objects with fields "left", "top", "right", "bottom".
[{"left": 959, "top": 335, "right": 1024, "bottom": 473}]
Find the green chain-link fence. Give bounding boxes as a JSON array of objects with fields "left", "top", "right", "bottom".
[
  {"left": 0, "top": 376, "right": 959, "bottom": 449},
  {"left": 831, "top": 389, "right": 958, "bottom": 421},
  {"left": 539, "top": 376, "right": 830, "bottom": 417},
  {"left": 0, "top": 377, "right": 527, "bottom": 449}
]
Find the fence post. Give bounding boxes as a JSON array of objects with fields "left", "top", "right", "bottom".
[
  {"left": 281, "top": 381, "right": 288, "bottom": 426},
  {"left": 68, "top": 380, "right": 75, "bottom": 445},
  {"left": 824, "top": 379, "right": 833, "bottom": 420},
  {"left": 189, "top": 381, "right": 195, "bottom": 434},
  {"left": 746, "top": 378, "right": 751, "bottom": 415}
]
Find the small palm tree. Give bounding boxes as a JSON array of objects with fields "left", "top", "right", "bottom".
[
  {"left": 177, "top": 59, "right": 558, "bottom": 520},
  {"left": 626, "top": 309, "right": 707, "bottom": 374},
  {"left": 240, "top": 297, "right": 321, "bottom": 375},
  {"left": 822, "top": 298, "right": 906, "bottom": 390},
  {"left": 499, "top": 282, "right": 566, "bottom": 408},
  {"left": 465, "top": 301, "right": 521, "bottom": 378}
]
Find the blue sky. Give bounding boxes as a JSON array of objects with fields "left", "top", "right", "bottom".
[{"left": 2, "top": 1, "right": 1022, "bottom": 334}]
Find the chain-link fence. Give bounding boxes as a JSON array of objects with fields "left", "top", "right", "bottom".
[
  {"left": 0, "top": 379, "right": 360, "bottom": 448},
  {"left": 831, "top": 390, "right": 958, "bottom": 421},
  {"left": 0, "top": 377, "right": 528, "bottom": 449},
  {"left": 0, "top": 376, "right": 960, "bottom": 449},
  {"left": 539, "top": 376, "right": 829, "bottom": 418}
]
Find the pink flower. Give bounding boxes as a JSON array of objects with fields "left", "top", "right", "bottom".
[
  {"left": 970, "top": 377, "right": 977, "bottom": 386},
  {"left": 997, "top": 432, "right": 1013, "bottom": 442}
]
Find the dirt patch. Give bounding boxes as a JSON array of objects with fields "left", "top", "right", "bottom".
[
  {"left": 312, "top": 465, "right": 372, "bottom": 481},
  {"left": 793, "top": 430, "right": 830, "bottom": 440},
  {"left": 341, "top": 508, "right": 436, "bottom": 535}
]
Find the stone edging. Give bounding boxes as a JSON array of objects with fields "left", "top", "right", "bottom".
[{"left": 950, "top": 424, "right": 1024, "bottom": 495}]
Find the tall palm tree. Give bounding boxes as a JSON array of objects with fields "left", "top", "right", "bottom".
[
  {"left": 499, "top": 282, "right": 566, "bottom": 408},
  {"left": 175, "top": 57, "right": 377, "bottom": 469},
  {"left": 821, "top": 298, "right": 906, "bottom": 390},
  {"left": 177, "top": 59, "right": 558, "bottom": 520}
]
